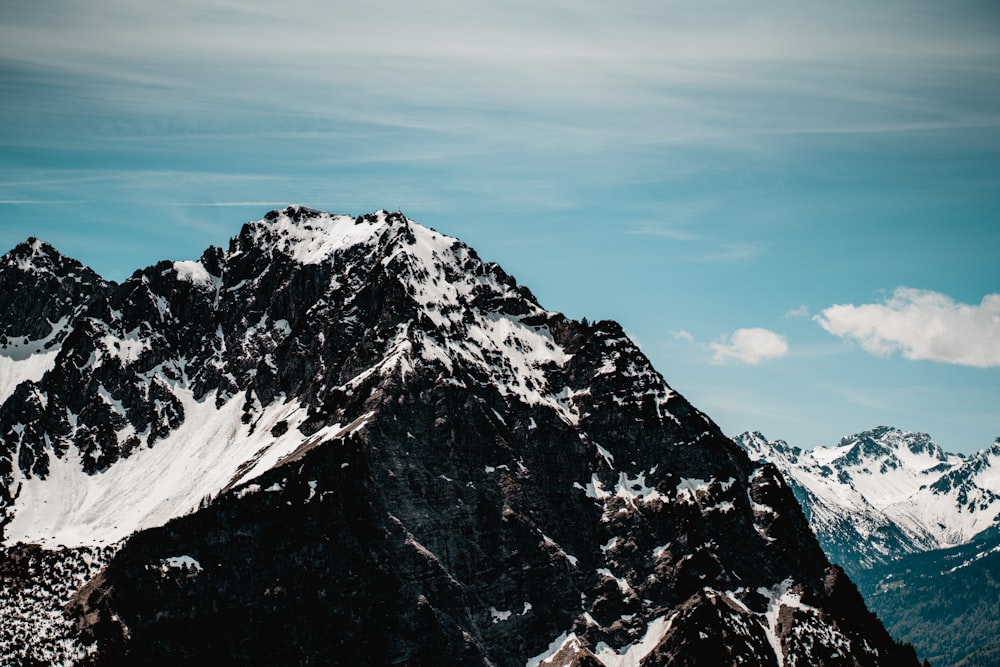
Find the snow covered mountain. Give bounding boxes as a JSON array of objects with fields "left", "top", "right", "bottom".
[
  {"left": 736, "top": 427, "right": 1000, "bottom": 574},
  {"left": 1, "top": 207, "right": 920, "bottom": 665}
]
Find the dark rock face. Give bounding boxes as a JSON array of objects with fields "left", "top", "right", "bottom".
[{"left": 0, "top": 207, "right": 919, "bottom": 665}]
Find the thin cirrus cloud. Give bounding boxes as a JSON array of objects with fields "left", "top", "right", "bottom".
[
  {"left": 674, "top": 328, "right": 789, "bottom": 366},
  {"left": 4, "top": 1, "right": 998, "bottom": 144},
  {"left": 815, "top": 288, "right": 1000, "bottom": 368}
]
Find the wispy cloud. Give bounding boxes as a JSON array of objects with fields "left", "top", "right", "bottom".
[
  {"left": 627, "top": 225, "right": 703, "bottom": 242},
  {"left": 785, "top": 305, "right": 810, "bottom": 319},
  {"left": 695, "top": 387, "right": 810, "bottom": 424},
  {"left": 629, "top": 224, "right": 762, "bottom": 263},
  {"left": 4, "top": 0, "right": 997, "bottom": 155},
  {"left": 164, "top": 201, "right": 292, "bottom": 208},
  {"left": 699, "top": 243, "right": 762, "bottom": 263},
  {"left": 3, "top": 0, "right": 998, "bottom": 263},
  {"left": 815, "top": 288, "right": 1000, "bottom": 367},
  {"left": 814, "top": 383, "right": 897, "bottom": 412},
  {"left": 0, "top": 199, "right": 89, "bottom": 205},
  {"left": 671, "top": 329, "right": 696, "bottom": 344}
]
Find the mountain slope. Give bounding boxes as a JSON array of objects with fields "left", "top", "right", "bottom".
[
  {"left": 1, "top": 207, "right": 919, "bottom": 665},
  {"left": 736, "top": 428, "right": 1000, "bottom": 575},
  {"left": 852, "top": 526, "right": 1000, "bottom": 667}
]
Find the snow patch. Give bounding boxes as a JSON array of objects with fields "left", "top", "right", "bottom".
[
  {"left": 161, "top": 555, "right": 202, "bottom": 572},
  {"left": 578, "top": 474, "right": 610, "bottom": 500},
  {"left": 615, "top": 471, "right": 665, "bottom": 504},
  {"left": 172, "top": 260, "right": 217, "bottom": 288},
  {"left": 596, "top": 568, "right": 632, "bottom": 594},
  {"left": 4, "top": 391, "right": 348, "bottom": 548},
  {"left": 676, "top": 477, "right": 714, "bottom": 505},
  {"left": 593, "top": 613, "right": 676, "bottom": 667},
  {"left": 595, "top": 442, "right": 615, "bottom": 466},
  {"left": 525, "top": 632, "right": 576, "bottom": 667},
  {"left": 0, "top": 348, "right": 58, "bottom": 404},
  {"left": 0, "top": 318, "right": 72, "bottom": 402},
  {"left": 490, "top": 607, "right": 513, "bottom": 623}
]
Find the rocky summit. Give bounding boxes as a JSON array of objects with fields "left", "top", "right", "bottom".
[{"left": 1, "top": 207, "right": 919, "bottom": 665}]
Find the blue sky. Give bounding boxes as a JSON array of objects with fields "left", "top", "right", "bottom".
[{"left": 2, "top": 0, "right": 998, "bottom": 453}]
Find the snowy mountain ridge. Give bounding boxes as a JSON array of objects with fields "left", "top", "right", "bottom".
[
  {"left": 736, "top": 427, "right": 1000, "bottom": 573},
  {"left": 2, "top": 207, "right": 585, "bottom": 546},
  {"left": 1, "top": 206, "right": 920, "bottom": 665}
]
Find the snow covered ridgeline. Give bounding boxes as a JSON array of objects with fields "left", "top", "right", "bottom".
[{"left": 736, "top": 427, "right": 1000, "bottom": 570}]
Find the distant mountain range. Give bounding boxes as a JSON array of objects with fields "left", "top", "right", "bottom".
[
  {"left": 0, "top": 207, "right": 919, "bottom": 665},
  {"left": 736, "top": 427, "right": 1000, "bottom": 667},
  {"left": 736, "top": 427, "right": 1000, "bottom": 577}
]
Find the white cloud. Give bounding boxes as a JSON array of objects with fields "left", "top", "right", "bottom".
[
  {"left": 709, "top": 328, "right": 789, "bottom": 366},
  {"left": 815, "top": 288, "right": 1000, "bottom": 368}
]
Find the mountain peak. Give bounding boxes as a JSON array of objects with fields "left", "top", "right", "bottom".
[
  {"left": 2, "top": 237, "right": 90, "bottom": 279},
  {"left": 0, "top": 238, "right": 108, "bottom": 345},
  {"left": 834, "top": 426, "right": 949, "bottom": 467},
  {"left": 0, "top": 208, "right": 919, "bottom": 665},
  {"left": 734, "top": 431, "right": 798, "bottom": 461},
  {"left": 235, "top": 206, "right": 388, "bottom": 264}
]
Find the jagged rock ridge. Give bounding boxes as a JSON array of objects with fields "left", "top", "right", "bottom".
[{"left": 1, "top": 207, "right": 919, "bottom": 665}]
